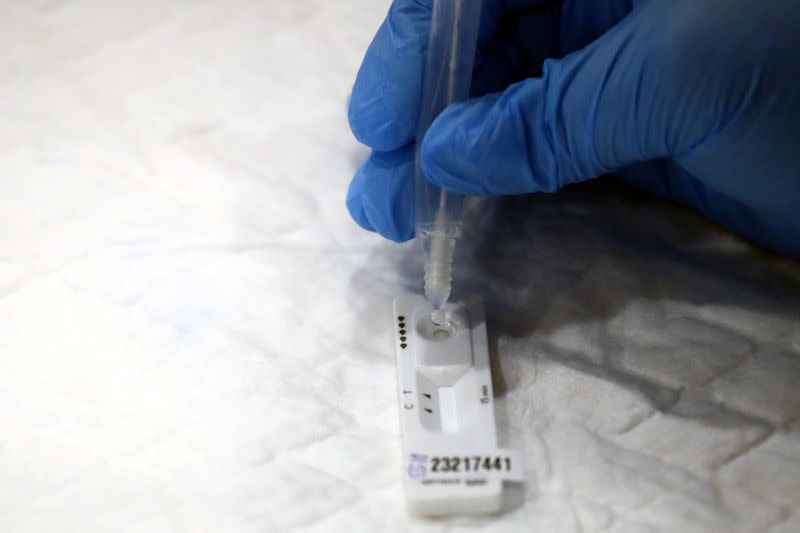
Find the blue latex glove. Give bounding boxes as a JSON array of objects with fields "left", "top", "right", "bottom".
[{"left": 346, "top": 0, "right": 800, "bottom": 258}]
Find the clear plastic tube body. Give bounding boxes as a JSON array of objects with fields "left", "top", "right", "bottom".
[{"left": 415, "top": 0, "right": 483, "bottom": 323}]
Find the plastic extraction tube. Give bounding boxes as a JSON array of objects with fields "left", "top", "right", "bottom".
[{"left": 415, "top": 0, "right": 483, "bottom": 325}]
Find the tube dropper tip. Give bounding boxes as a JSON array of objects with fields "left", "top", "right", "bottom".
[{"left": 431, "top": 308, "right": 448, "bottom": 326}]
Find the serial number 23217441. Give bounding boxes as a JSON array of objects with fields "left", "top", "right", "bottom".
[{"left": 430, "top": 456, "right": 511, "bottom": 473}]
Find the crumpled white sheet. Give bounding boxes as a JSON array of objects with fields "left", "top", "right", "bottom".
[{"left": 1, "top": 1, "right": 799, "bottom": 532}]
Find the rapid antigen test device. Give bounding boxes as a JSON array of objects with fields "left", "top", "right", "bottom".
[{"left": 392, "top": 295, "right": 523, "bottom": 516}]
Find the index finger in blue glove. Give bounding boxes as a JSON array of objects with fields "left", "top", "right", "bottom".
[{"left": 348, "top": 0, "right": 431, "bottom": 152}]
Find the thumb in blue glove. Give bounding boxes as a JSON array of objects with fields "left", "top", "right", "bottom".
[{"left": 348, "top": 0, "right": 800, "bottom": 259}]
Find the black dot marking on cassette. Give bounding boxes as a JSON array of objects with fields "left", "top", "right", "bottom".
[
  {"left": 397, "top": 316, "right": 408, "bottom": 349},
  {"left": 423, "top": 393, "right": 431, "bottom": 399},
  {"left": 424, "top": 408, "right": 432, "bottom": 414}
]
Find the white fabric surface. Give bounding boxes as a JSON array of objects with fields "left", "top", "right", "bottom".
[{"left": 1, "top": 1, "right": 799, "bottom": 531}]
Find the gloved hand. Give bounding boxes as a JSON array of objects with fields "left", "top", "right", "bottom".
[{"left": 346, "top": 0, "right": 800, "bottom": 259}]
